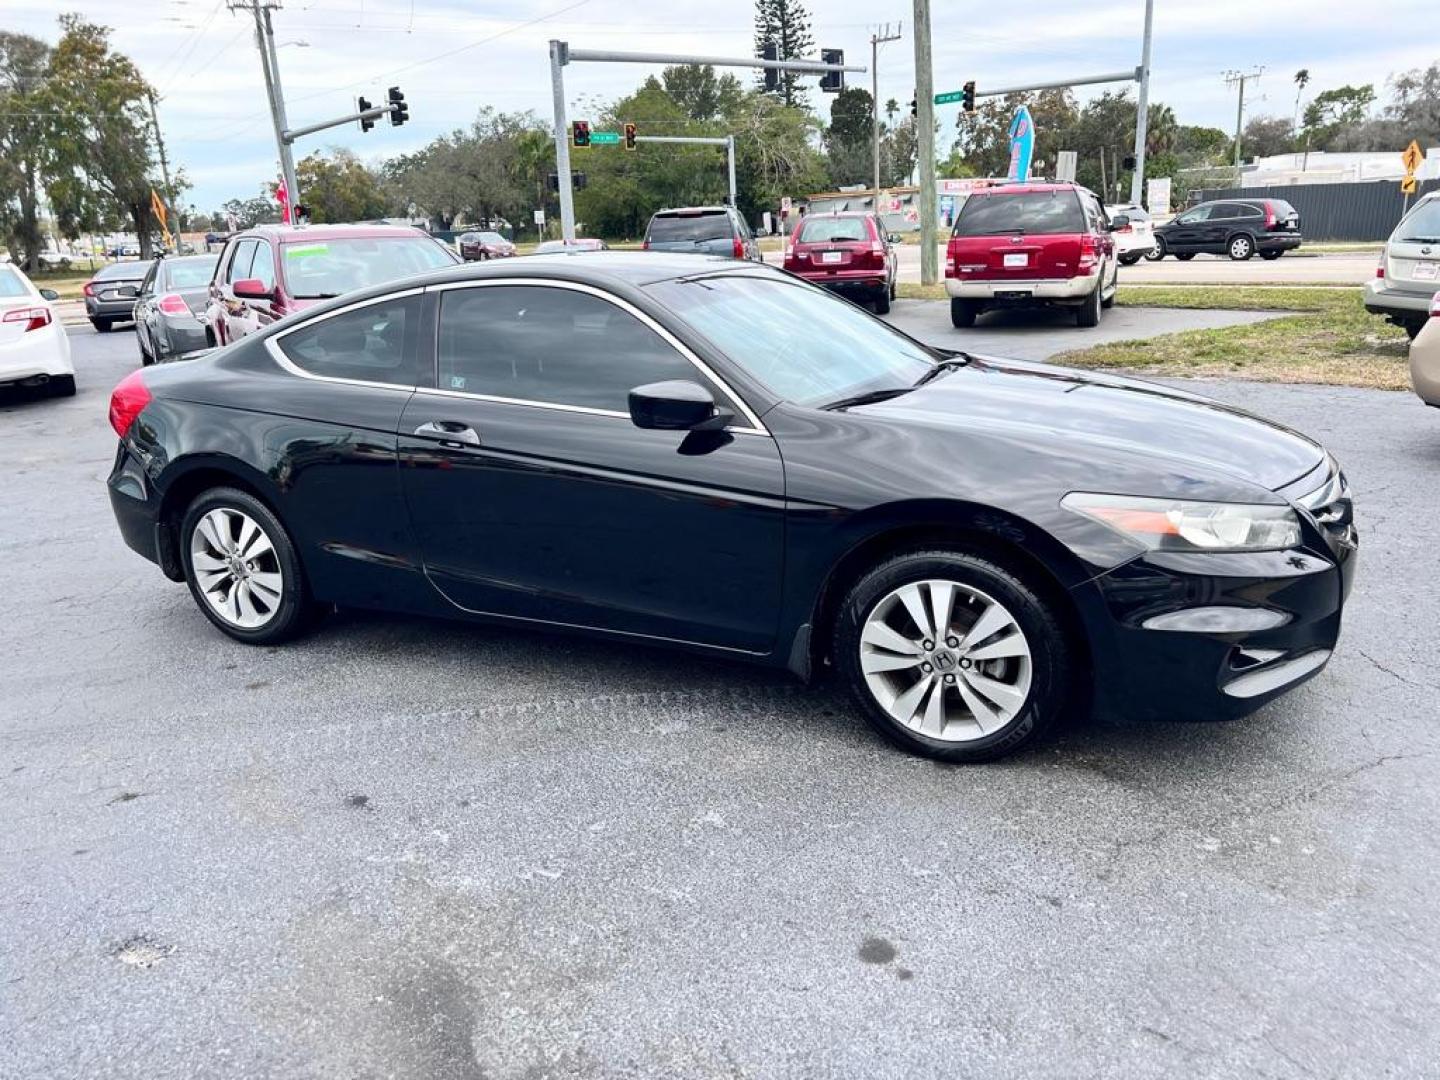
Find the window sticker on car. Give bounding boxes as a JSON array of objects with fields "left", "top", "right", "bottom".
[
  {"left": 286, "top": 244, "right": 330, "bottom": 258},
  {"left": 449, "top": 375, "right": 467, "bottom": 390}
]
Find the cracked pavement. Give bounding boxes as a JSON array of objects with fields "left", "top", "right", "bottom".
[{"left": 2, "top": 320, "right": 1438, "bottom": 1079}]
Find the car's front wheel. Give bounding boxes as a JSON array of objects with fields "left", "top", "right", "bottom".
[
  {"left": 835, "top": 550, "right": 1073, "bottom": 762},
  {"left": 180, "top": 487, "right": 315, "bottom": 645}
]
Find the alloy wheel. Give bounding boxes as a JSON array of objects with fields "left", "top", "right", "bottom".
[
  {"left": 189, "top": 508, "right": 284, "bottom": 629},
  {"left": 859, "top": 579, "right": 1033, "bottom": 742}
]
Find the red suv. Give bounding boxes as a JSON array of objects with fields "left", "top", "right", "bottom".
[
  {"left": 782, "top": 212, "right": 899, "bottom": 313},
  {"left": 944, "top": 182, "right": 1121, "bottom": 328},
  {"left": 204, "top": 224, "right": 459, "bottom": 347}
]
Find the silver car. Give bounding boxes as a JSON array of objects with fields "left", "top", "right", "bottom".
[{"left": 1365, "top": 191, "right": 1440, "bottom": 340}]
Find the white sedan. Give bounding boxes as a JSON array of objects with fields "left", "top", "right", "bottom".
[
  {"left": 1106, "top": 204, "right": 1156, "bottom": 266},
  {"left": 0, "top": 263, "right": 73, "bottom": 397}
]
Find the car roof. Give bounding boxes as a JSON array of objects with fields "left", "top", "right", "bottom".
[
  {"left": 971, "top": 182, "right": 1093, "bottom": 197},
  {"left": 235, "top": 223, "right": 432, "bottom": 244},
  {"left": 652, "top": 206, "right": 732, "bottom": 216}
]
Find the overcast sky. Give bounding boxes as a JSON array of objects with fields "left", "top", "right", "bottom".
[{"left": 9, "top": 0, "right": 1435, "bottom": 211}]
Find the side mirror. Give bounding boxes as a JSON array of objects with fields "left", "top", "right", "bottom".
[
  {"left": 115, "top": 285, "right": 139, "bottom": 299},
  {"left": 628, "top": 380, "right": 730, "bottom": 431},
  {"left": 888, "top": 234, "right": 902, "bottom": 244},
  {"left": 232, "top": 277, "right": 271, "bottom": 300},
  {"left": 39, "top": 288, "right": 60, "bottom": 301},
  {"left": 1109, "top": 214, "right": 1130, "bottom": 230}
]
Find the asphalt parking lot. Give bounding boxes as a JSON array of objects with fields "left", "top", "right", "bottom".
[{"left": 3, "top": 317, "right": 1439, "bottom": 1079}]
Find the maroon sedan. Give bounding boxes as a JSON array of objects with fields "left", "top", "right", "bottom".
[
  {"left": 202, "top": 224, "right": 458, "bottom": 347},
  {"left": 457, "top": 230, "right": 517, "bottom": 261},
  {"left": 782, "top": 212, "right": 899, "bottom": 314}
]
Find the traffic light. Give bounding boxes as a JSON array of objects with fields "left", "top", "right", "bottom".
[
  {"left": 572, "top": 120, "right": 591, "bottom": 147},
  {"left": 387, "top": 86, "right": 408, "bottom": 126},
  {"left": 357, "top": 95, "right": 374, "bottom": 133},
  {"left": 574, "top": 171, "right": 588, "bottom": 191},
  {"left": 623, "top": 122, "right": 637, "bottom": 151},
  {"left": 910, "top": 96, "right": 917, "bottom": 119},
  {"left": 1122, "top": 155, "right": 1137, "bottom": 171},
  {"left": 962, "top": 80, "right": 976, "bottom": 113},
  {"left": 762, "top": 41, "right": 778, "bottom": 92},
  {"left": 547, "top": 172, "right": 559, "bottom": 192},
  {"left": 820, "top": 49, "right": 844, "bottom": 93}
]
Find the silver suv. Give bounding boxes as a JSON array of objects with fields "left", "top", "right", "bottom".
[
  {"left": 1365, "top": 191, "right": 1440, "bottom": 339},
  {"left": 642, "top": 206, "right": 762, "bottom": 261}
]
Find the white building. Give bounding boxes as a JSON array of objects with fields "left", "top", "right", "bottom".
[{"left": 1240, "top": 147, "right": 1439, "bottom": 187}]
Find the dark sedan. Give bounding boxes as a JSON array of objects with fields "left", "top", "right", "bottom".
[
  {"left": 133, "top": 254, "right": 219, "bottom": 364},
  {"left": 83, "top": 261, "right": 148, "bottom": 331},
  {"left": 106, "top": 254, "right": 1356, "bottom": 762},
  {"left": 457, "top": 230, "right": 517, "bottom": 261}
]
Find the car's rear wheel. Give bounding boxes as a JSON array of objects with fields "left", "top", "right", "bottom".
[
  {"left": 873, "top": 288, "right": 891, "bottom": 315},
  {"left": 1076, "top": 281, "right": 1102, "bottom": 327},
  {"left": 1405, "top": 322, "right": 1424, "bottom": 341},
  {"left": 1227, "top": 234, "right": 1255, "bottom": 261},
  {"left": 950, "top": 299, "right": 978, "bottom": 328},
  {"left": 1119, "top": 253, "right": 1142, "bottom": 266},
  {"left": 834, "top": 550, "right": 1072, "bottom": 762},
  {"left": 91, "top": 318, "right": 113, "bottom": 333},
  {"left": 1260, "top": 250, "right": 1282, "bottom": 261},
  {"left": 1146, "top": 238, "right": 1166, "bottom": 261},
  {"left": 1175, "top": 253, "right": 1196, "bottom": 261},
  {"left": 180, "top": 487, "right": 314, "bottom": 645}
]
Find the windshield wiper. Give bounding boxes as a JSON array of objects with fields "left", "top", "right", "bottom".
[
  {"left": 1401, "top": 235, "right": 1440, "bottom": 244},
  {"left": 294, "top": 292, "right": 342, "bottom": 299},
  {"left": 912, "top": 357, "right": 970, "bottom": 387},
  {"left": 820, "top": 387, "right": 912, "bottom": 411}
]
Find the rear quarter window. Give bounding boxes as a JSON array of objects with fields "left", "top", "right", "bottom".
[{"left": 952, "top": 191, "right": 1086, "bottom": 237}]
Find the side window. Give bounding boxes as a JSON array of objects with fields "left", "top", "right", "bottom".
[
  {"left": 1235, "top": 203, "right": 1265, "bottom": 220},
  {"left": 225, "top": 240, "right": 257, "bottom": 284},
  {"left": 139, "top": 262, "right": 159, "bottom": 295},
  {"left": 1180, "top": 205, "right": 1213, "bottom": 223},
  {"left": 277, "top": 295, "right": 421, "bottom": 387},
  {"left": 438, "top": 285, "right": 710, "bottom": 413},
  {"left": 1212, "top": 203, "right": 1243, "bottom": 220},
  {"left": 250, "top": 241, "right": 276, "bottom": 291}
]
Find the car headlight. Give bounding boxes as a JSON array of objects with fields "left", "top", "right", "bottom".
[{"left": 1062, "top": 492, "right": 1301, "bottom": 552}]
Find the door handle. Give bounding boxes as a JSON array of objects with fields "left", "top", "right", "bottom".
[{"left": 413, "top": 420, "right": 481, "bottom": 448}]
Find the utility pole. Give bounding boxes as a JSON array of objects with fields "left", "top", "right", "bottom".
[
  {"left": 146, "top": 89, "right": 175, "bottom": 208},
  {"left": 234, "top": 1, "right": 300, "bottom": 211},
  {"left": 913, "top": 0, "right": 937, "bottom": 286},
  {"left": 1128, "top": 0, "right": 1154, "bottom": 205},
  {"left": 870, "top": 23, "right": 902, "bottom": 218},
  {"left": 1224, "top": 67, "right": 1264, "bottom": 168}
]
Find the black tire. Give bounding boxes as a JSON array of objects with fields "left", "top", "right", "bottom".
[
  {"left": 1076, "top": 281, "right": 1102, "bottom": 327},
  {"left": 91, "top": 318, "right": 113, "bottom": 333},
  {"left": 1119, "top": 253, "right": 1142, "bottom": 266},
  {"left": 137, "top": 333, "right": 154, "bottom": 366},
  {"left": 1226, "top": 234, "right": 1255, "bottom": 261},
  {"left": 180, "top": 487, "right": 315, "bottom": 646},
  {"left": 49, "top": 375, "right": 76, "bottom": 398},
  {"left": 1405, "top": 322, "right": 1424, "bottom": 341},
  {"left": 1145, "top": 238, "right": 1166, "bottom": 261},
  {"left": 889, "top": 280, "right": 897, "bottom": 301},
  {"left": 950, "top": 298, "right": 978, "bottom": 328},
  {"left": 1101, "top": 267, "right": 1118, "bottom": 309},
  {"left": 1175, "top": 253, "right": 1196, "bottom": 261},
  {"left": 1260, "top": 250, "right": 1282, "bottom": 261},
  {"left": 834, "top": 549, "right": 1073, "bottom": 763},
  {"left": 873, "top": 288, "right": 891, "bottom": 315}
]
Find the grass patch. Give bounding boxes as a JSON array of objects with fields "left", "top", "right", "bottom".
[
  {"left": 1055, "top": 288, "right": 1410, "bottom": 390},
  {"left": 27, "top": 271, "right": 95, "bottom": 300},
  {"left": 1114, "top": 285, "right": 1359, "bottom": 313}
]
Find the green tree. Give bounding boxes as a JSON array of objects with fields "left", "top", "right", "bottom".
[
  {"left": 39, "top": 17, "right": 163, "bottom": 257},
  {"left": 662, "top": 64, "right": 744, "bottom": 122},
  {"left": 951, "top": 89, "right": 1078, "bottom": 177},
  {"left": 1387, "top": 60, "right": 1440, "bottom": 145},
  {"left": 0, "top": 32, "right": 52, "bottom": 270},
  {"left": 1303, "top": 84, "right": 1376, "bottom": 148},
  {"left": 217, "top": 194, "right": 281, "bottom": 230},
  {"left": 1175, "top": 124, "right": 1230, "bottom": 162},
  {"left": 753, "top": 0, "right": 814, "bottom": 110},
  {"left": 295, "top": 148, "right": 389, "bottom": 223},
  {"left": 825, "top": 86, "right": 874, "bottom": 186},
  {"left": 1241, "top": 114, "right": 1296, "bottom": 159}
]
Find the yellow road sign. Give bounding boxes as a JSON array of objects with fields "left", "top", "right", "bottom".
[
  {"left": 1400, "top": 174, "right": 1418, "bottom": 195},
  {"left": 1402, "top": 140, "right": 1423, "bottom": 174}
]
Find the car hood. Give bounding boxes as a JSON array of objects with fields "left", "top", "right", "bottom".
[{"left": 861, "top": 356, "right": 1324, "bottom": 493}]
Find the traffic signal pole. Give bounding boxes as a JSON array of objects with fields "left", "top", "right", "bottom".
[
  {"left": 913, "top": 0, "right": 938, "bottom": 287},
  {"left": 240, "top": 0, "right": 299, "bottom": 211},
  {"left": 548, "top": 42, "right": 864, "bottom": 243},
  {"left": 1129, "top": 0, "right": 1155, "bottom": 205}
]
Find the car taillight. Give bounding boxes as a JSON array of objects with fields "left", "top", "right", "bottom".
[
  {"left": 642, "top": 238, "right": 650, "bottom": 250},
  {"left": 83, "top": 281, "right": 97, "bottom": 297},
  {"left": 157, "top": 293, "right": 190, "bottom": 316},
  {"left": 1264, "top": 203, "right": 1277, "bottom": 228},
  {"left": 2, "top": 306, "right": 52, "bottom": 332},
  {"left": 1078, "top": 234, "right": 1100, "bottom": 272},
  {"left": 732, "top": 236, "right": 744, "bottom": 258},
  {"left": 108, "top": 370, "right": 152, "bottom": 438},
  {"left": 1376, "top": 256, "right": 1385, "bottom": 280}
]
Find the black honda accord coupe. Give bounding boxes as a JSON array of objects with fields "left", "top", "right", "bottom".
[{"left": 106, "top": 253, "right": 1357, "bottom": 761}]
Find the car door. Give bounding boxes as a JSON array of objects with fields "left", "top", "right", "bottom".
[
  {"left": 1202, "top": 203, "right": 1245, "bottom": 251},
  {"left": 1165, "top": 205, "right": 1212, "bottom": 252},
  {"left": 215, "top": 238, "right": 257, "bottom": 344},
  {"left": 396, "top": 280, "right": 787, "bottom": 653},
  {"left": 134, "top": 261, "right": 160, "bottom": 355}
]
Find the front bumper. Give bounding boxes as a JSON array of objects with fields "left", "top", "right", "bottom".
[{"left": 944, "top": 273, "right": 1098, "bottom": 303}]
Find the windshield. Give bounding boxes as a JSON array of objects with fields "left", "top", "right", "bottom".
[
  {"left": 0, "top": 268, "right": 29, "bottom": 298},
  {"left": 798, "top": 217, "right": 872, "bottom": 243},
  {"left": 952, "top": 191, "right": 1085, "bottom": 236},
  {"left": 280, "top": 237, "right": 455, "bottom": 299},
  {"left": 1399, "top": 198, "right": 1440, "bottom": 242},
  {"left": 647, "top": 275, "right": 936, "bottom": 408},
  {"left": 478, "top": 232, "right": 506, "bottom": 244},
  {"left": 166, "top": 258, "right": 217, "bottom": 288},
  {"left": 648, "top": 212, "right": 731, "bottom": 244}
]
